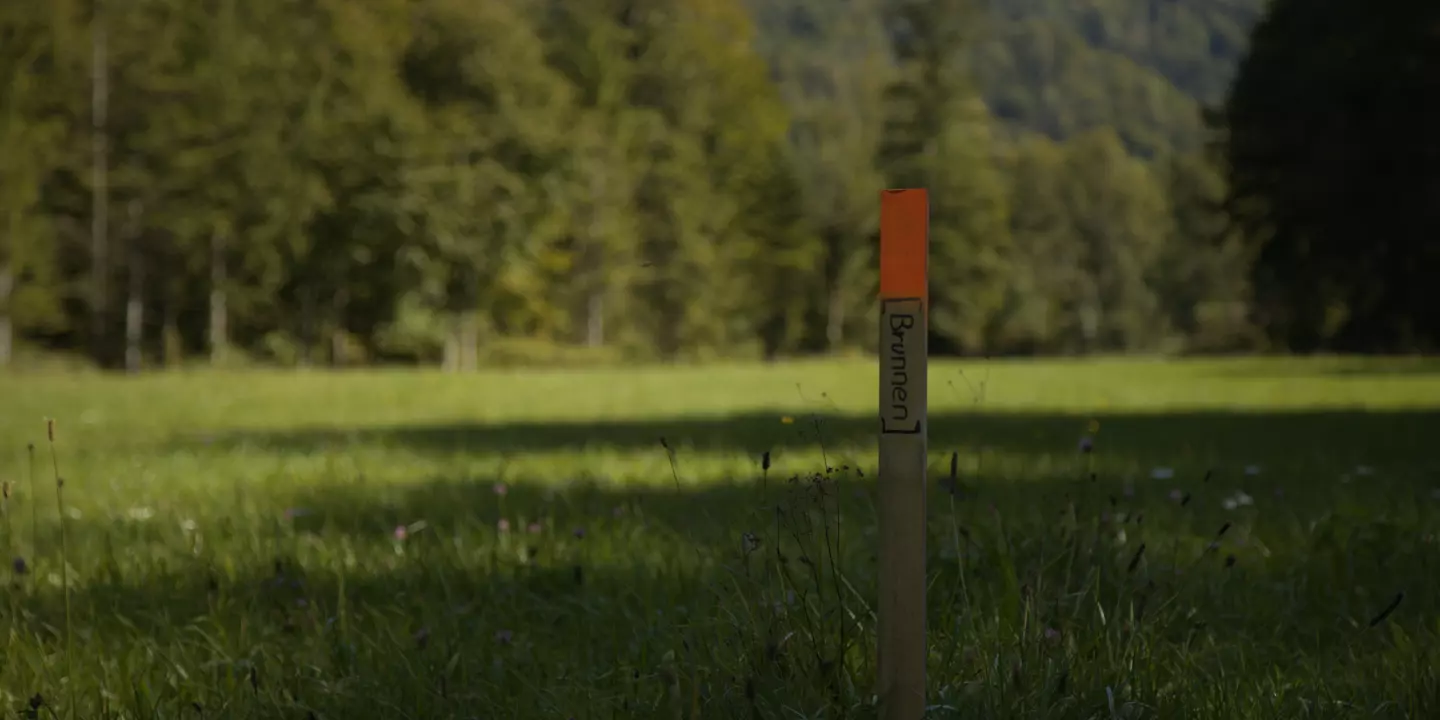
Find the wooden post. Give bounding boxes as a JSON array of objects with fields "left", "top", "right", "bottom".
[{"left": 877, "top": 189, "right": 928, "bottom": 719}]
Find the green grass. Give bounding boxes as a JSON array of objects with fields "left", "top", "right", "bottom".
[{"left": 2, "top": 356, "right": 1439, "bottom": 719}]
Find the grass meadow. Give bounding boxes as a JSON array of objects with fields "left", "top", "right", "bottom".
[{"left": 2, "top": 356, "right": 1440, "bottom": 719}]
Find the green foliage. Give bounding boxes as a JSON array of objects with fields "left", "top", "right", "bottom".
[
  {"left": 881, "top": 0, "right": 1014, "bottom": 354},
  {"left": 1223, "top": 0, "right": 1440, "bottom": 352},
  {"left": 17, "top": 0, "right": 1423, "bottom": 368}
]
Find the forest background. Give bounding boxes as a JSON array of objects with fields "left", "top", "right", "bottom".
[{"left": 2, "top": 0, "right": 1434, "bottom": 371}]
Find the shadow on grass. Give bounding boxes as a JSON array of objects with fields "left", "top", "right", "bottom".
[
  {"left": 9, "top": 458, "right": 1440, "bottom": 717},
  {"left": 24, "top": 461, "right": 1440, "bottom": 639},
  {"left": 9, "top": 408, "right": 1440, "bottom": 716},
  {"left": 173, "top": 408, "right": 1440, "bottom": 469}
]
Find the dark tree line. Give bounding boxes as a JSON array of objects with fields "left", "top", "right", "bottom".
[
  {"left": 0, "top": 0, "right": 1433, "bottom": 371},
  {"left": 1222, "top": 0, "right": 1440, "bottom": 353}
]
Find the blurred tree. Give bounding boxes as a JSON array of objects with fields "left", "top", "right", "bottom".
[
  {"left": 882, "top": 0, "right": 1014, "bottom": 355},
  {"left": 1224, "top": 0, "right": 1440, "bottom": 351},
  {"left": 1058, "top": 128, "right": 1170, "bottom": 350},
  {"left": 536, "top": 1, "right": 647, "bottom": 355},
  {"left": 0, "top": 1, "right": 74, "bottom": 364},
  {"left": 397, "top": 0, "right": 575, "bottom": 367},
  {"left": 997, "top": 133, "right": 1081, "bottom": 352},
  {"left": 1154, "top": 149, "right": 1254, "bottom": 352},
  {"left": 751, "top": 0, "right": 890, "bottom": 353},
  {"left": 972, "top": 16, "right": 1203, "bottom": 156},
  {"left": 0, "top": 0, "right": 1354, "bottom": 367}
]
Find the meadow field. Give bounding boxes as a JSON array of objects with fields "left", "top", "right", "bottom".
[{"left": 2, "top": 356, "right": 1440, "bottom": 719}]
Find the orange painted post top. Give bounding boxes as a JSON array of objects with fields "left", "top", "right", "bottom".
[{"left": 879, "top": 189, "right": 929, "bottom": 304}]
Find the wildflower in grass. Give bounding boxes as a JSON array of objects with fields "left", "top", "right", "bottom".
[
  {"left": 527, "top": 521, "right": 542, "bottom": 534},
  {"left": 126, "top": 507, "right": 154, "bottom": 521},
  {"left": 495, "top": 629, "right": 513, "bottom": 644},
  {"left": 1088, "top": 419, "right": 1100, "bottom": 434},
  {"left": 1078, "top": 436, "right": 1094, "bottom": 453},
  {"left": 1150, "top": 467, "right": 1174, "bottom": 480},
  {"left": 497, "top": 519, "right": 511, "bottom": 534},
  {"left": 493, "top": 482, "right": 508, "bottom": 497},
  {"left": 1222, "top": 491, "right": 1254, "bottom": 510},
  {"left": 1168, "top": 489, "right": 1184, "bottom": 502},
  {"left": 12, "top": 557, "right": 26, "bottom": 575},
  {"left": 1043, "top": 627, "right": 1061, "bottom": 643},
  {"left": 780, "top": 416, "right": 794, "bottom": 425},
  {"left": 393, "top": 525, "right": 408, "bottom": 541},
  {"left": 573, "top": 526, "right": 586, "bottom": 539}
]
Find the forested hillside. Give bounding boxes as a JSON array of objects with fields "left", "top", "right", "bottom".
[
  {"left": 1, "top": 0, "right": 1433, "bottom": 370},
  {"left": 750, "top": 0, "right": 1266, "bottom": 153}
]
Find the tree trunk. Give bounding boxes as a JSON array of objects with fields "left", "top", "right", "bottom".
[
  {"left": 90, "top": 9, "right": 110, "bottom": 367},
  {"left": 329, "top": 289, "right": 349, "bottom": 367},
  {"left": 826, "top": 286, "right": 845, "bottom": 351},
  {"left": 582, "top": 165, "right": 606, "bottom": 349},
  {"left": 585, "top": 290, "right": 604, "bottom": 348},
  {"left": 442, "top": 330, "right": 459, "bottom": 372},
  {"left": 208, "top": 228, "right": 228, "bottom": 365},
  {"left": 163, "top": 279, "right": 182, "bottom": 367},
  {"left": 822, "top": 228, "right": 847, "bottom": 351},
  {"left": 458, "top": 269, "right": 479, "bottom": 371},
  {"left": 331, "top": 329, "right": 346, "bottom": 367},
  {"left": 0, "top": 261, "right": 12, "bottom": 367},
  {"left": 124, "top": 241, "right": 144, "bottom": 374},
  {"left": 458, "top": 313, "right": 478, "bottom": 371},
  {"left": 299, "top": 289, "right": 315, "bottom": 367}
]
